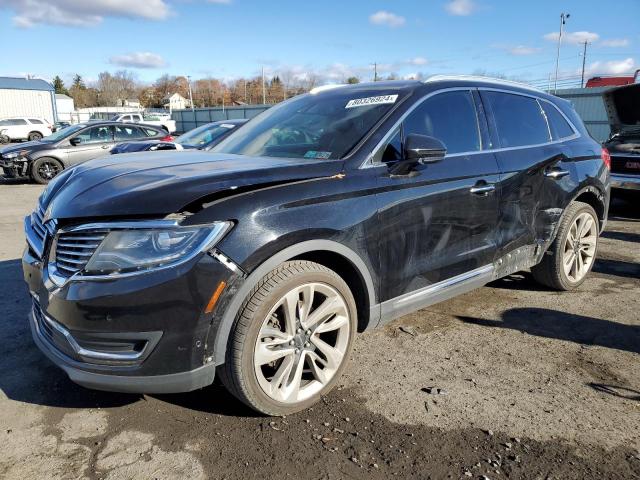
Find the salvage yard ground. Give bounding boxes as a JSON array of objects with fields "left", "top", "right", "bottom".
[{"left": 0, "top": 182, "right": 638, "bottom": 479}]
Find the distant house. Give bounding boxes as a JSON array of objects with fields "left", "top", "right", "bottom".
[
  {"left": 55, "top": 94, "right": 75, "bottom": 122},
  {"left": 163, "top": 93, "right": 191, "bottom": 111},
  {"left": 121, "top": 98, "right": 141, "bottom": 108}
]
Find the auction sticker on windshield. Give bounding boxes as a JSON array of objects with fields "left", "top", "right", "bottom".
[{"left": 345, "top": 94, "right": 398, "bottom": 109}]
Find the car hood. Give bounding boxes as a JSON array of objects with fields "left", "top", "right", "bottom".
[
  {"left": 41, "top": 151, "right": 342, "bottom": 220},
  {"left": 0, "top": 140, "right": 51, "bottom": 155},
  {"left": 602, "top": 83, "right": 640, "bottom": 135}
]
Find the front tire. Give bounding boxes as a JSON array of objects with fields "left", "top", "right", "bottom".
[
  {"left": 220, "top": 260, "right": 357, "bottom": 416},
  {"left": 531, "top": 201, "right": 599, "bottom": 290},
  {"left": 31, "top": 157, "right": 63, "bottom": 184}
]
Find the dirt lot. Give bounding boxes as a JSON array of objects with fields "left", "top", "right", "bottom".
[{"left": 0, "top": 182, "right": 638, "bottom": 480}]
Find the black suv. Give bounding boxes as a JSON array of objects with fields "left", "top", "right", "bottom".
[{"left": 23, "top": 77, "right": 610, "bottom": 415}]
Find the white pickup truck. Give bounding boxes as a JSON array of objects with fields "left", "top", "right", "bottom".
[{"left": 110, "top": 113, "right": 176, "bottom": 134}]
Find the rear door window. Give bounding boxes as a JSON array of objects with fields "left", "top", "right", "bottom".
[
  {"left": 484, "top": 92, "right": 550, "bottom": 147},
  {"left": 28, "top": 118, "right": 43, "bottom": 124},
  {"left": 540, "top": 102, "right": 575, "bottom": 140},
  {"left": 115, "top": 125, "right": 144, "bottom": 141},
  {"left": 403, "top": 90, "right": 481, "bottom": 155}
]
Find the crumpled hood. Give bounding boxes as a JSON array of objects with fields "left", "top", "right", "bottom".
[
  {"left": 0, "top": 140, "right": 49, "bottom": 155},
  {"left": 41, "top": 151, "right": 341, "bottom": 220},
  {"left": 603, "top": 83, "right": 640, "bottom": 134}
]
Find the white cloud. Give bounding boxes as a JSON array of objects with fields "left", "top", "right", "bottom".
[
  {"left": 445, "top": 0, "right": 477, "bottom": 16},
  {"left": 584, "top": 57, "right": 636, "bottom": 76},
  {"left": 369, "top": 10, "right": 405, "bottom": 28},
  {"left": 0, "top": 0, "right": 171, "bottom": 28},
  {"left": 492, "top": 44, "right": 541, "bottom": 56},
  {"left": 408, "top": 57, "right": 428, "bottom": 66},
  {"left": 543, "top": 30, "right": 600, "bottom": 45},
  {"left": 600, "top": 38, "right": 630, "bottom": 48},
  {"left": 109, "top": 52, "right": 167, "bottom": 69}
]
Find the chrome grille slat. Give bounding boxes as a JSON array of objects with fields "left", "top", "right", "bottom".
[
  {"left": 60, "top": 235, "right": 107, "bottom": 241},
  {"left": 56, "top": 241, "right": 101, "bottom": 248},
  {"left": 55, "top": 249, "right": 94, "bottom": 257},
  {"left": 56, "top": 257, "right": 87, "bottom": 265}
]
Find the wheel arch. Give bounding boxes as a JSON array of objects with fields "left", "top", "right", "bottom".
[
  {"left": 571, "top": 185, "right": 607, "bottom": 231},
  {"left": 211, "top": 240, "right": 378, "bottom": 366}
]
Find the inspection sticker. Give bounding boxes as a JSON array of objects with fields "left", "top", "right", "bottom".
[
  {"left": 345, "top": 94, "right": 398, "bottom": 109},
  {"left": 304, "top": 151, "right": 332, "bottom": 159}
]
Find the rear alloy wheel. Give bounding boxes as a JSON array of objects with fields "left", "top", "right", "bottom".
[
  {"left": 532, "top": 201, "right": 599, "bottom": 290},
  {"left": 31, "top": 157, "right": 63, "bottom": 184},
  {"left": 28, "top": 131, "right": 43, "bottom": 141},
  {"left": 220, "top": 261, "right": 357, "bottom": 415}
]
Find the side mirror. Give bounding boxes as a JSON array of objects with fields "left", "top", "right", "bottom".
[
  {"left": 404, "top": 134, "right": 447, "bottom": 163},
  {"left": 70, "top": 137, "right": 82, "bottom": 146},
  {"left": 388, "top": 134, "right": 447, "bottom": 175}
]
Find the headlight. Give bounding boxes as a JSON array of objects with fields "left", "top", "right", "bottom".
[
  {"left": 3, "top": 150, "right": 28, "bottom": 159},
  {"left": 83, "top": 222, "right": 232, "bottom": 275}
]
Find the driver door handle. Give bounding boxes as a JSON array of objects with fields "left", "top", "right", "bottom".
[
  {"left": 544, "top": 168, "right": 570, "bottom": 179},
  {"left": 469, "top": 184, "right": 496, "bottom": 195},
  {"left": 101, "top": 145, "right": 110, "bottom": 149}
]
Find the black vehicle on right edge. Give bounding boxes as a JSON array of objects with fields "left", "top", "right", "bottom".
[{"left": 24, "top": 76, "right": 610, "bottom": 416}]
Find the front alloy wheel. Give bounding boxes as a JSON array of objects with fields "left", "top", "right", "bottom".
[
  {"left": 221, "top": 261, "right": 357, "bottom": 415},
  {"left": 254, "top": 282, "right": 350, "bottom": 404}
]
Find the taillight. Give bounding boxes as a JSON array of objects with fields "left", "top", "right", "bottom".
[
  {"left": 160, "top": 135, "right": 174, "bottom": 142},
  {"left": 601, "top": 147, "right": 611, "bottom": 170}
]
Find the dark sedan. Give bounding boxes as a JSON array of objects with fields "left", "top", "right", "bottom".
[
  {"left": 0, "top": 121, "right": 170, "bottom": 184},
  {"left": 110, "top": 119, "right": 248, "bottom": 155}
]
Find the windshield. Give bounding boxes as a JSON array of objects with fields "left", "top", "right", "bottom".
[
  {"left": 177, "top": 123, "right": 237, "bottom": 148},
  {"left": 213, "top": 90, "right": 403, "bottom": 159},
  {"left": 42, "top": 124, "right": 85, "bottom": 142}
]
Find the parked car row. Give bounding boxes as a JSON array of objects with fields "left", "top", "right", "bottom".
[
  {"left": 22, "top": 76, "right": 611, "bottom": 416},
  {"left": 0, "top": 119, "right": 248, "bottom": 184}
]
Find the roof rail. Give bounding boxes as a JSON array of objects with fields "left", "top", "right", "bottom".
[
  {"left": 309, "top": 84, "right": 347, "bottom": 94},
  {"left": 423, "top": 75, "right": 544, "bottom": 93}
]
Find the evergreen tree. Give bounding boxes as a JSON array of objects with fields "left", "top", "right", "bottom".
[{"left": 53, "top": 76, "right": 68, "bottom": 95}]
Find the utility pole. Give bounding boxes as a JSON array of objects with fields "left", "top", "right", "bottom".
[
  {"left": 187, "top": 75, "right": 195, "bottom": 112},
  {"left": 372, "top": 63, "right": 378, "bottom": 82},
  {"left": 580, "top": 40, "right": 589, "bottom": 88},
  {"left": 261, "top": 67, "right": 266, "bottom": 104},
  {"left": 553, "top": 12, "right": 570, "bottom": 94}
]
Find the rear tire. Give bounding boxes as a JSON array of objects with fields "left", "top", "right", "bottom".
[
  {"left": 31, "top": 157, "right": 63, "bottom": 184},
  {"left": 220, "top": 260, "right": 357, "bottom": 416},
  {"left": 28, "top": 131, "right": 43, "bottom": 141},
  {"left": 531, "top": 201, "right": 599, "bottom": 290}
]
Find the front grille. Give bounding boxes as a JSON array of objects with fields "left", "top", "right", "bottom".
[
  {"left": 53, "top": 229, "right": 108, "bottom": 277},
  {"left": 611, "top": 155, "right": 640, "bottom": 175}
]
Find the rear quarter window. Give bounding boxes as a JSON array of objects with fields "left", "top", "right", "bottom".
[
  {"left": 144, "top": 128, "right": 162, "bottom": 137},
  {"left": 28, "top": 118, "right": 44, "bottom": 124},
  {"left": 484, "top": 91, "right": 550, "bottom": 148},
  {"left": 540, "top": 102, "right": 575, "bottom": 140}
]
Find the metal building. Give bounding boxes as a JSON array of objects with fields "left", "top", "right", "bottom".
[
  {"left": 0, "top": 77, "right": 57, "bottom": 123},
  {"left": 554, "top": 87, "right": 611, "bottom": 143}
]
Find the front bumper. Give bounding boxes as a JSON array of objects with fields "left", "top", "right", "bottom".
[
  {"left": 23, "top": 244, "right": 239, "bottom": 394},
  {"left": 610, "top": 173, "right": 640, "bottom": 191}
]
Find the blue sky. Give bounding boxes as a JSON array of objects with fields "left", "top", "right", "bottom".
[{"left": 1, "top": 0, "right": 638, "bottom": 88}]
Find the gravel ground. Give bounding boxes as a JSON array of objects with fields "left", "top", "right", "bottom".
[{"left": 0, "top": 182, "right": 638, "bottom": 480}]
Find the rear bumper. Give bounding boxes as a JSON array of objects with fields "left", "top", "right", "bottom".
[{"left": 611, "top": 173, "right": 640, "bottom": 191}]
